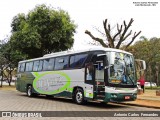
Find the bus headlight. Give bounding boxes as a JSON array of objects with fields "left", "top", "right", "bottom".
[
  {"left": 133, "top": 94, "right": 137, "bottom": 98},
  {"left": 111, "top": 94, "right": 118, "bottom": 98}
]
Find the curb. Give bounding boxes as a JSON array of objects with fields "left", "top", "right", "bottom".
[{"left": 137, "top": 98, "right": 160, "bottom": 101}]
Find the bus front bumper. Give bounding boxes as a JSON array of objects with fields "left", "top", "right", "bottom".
[{"left": 104, "top": 92, "right": 137, "bottom": 103}]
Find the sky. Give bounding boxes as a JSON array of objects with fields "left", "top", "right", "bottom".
[{"left": 0, "top": 0, "right": 160, "bottom": 50}]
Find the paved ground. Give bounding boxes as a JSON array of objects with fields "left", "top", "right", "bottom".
[
  {"left": 121, "top": 89, "right": 160, "bottom": 109},
  {"left": 0, "top": 88, "right": 159, "bottom": 120},
  {"left": 137, "top": 89, "right": 160, "bottom": 101},
  {"left": 0, "top": 90, "right": 159, "bottom": 111}
]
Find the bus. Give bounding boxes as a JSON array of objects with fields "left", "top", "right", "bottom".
[{"left": 16, "top": 47, "right": 145, "bottom": 104}]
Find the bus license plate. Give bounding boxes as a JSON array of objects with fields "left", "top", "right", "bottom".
[{"left": 125, "top": 96, "right": 130, "bottom": 100}]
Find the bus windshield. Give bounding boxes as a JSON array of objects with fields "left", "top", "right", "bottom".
[{"left": 109, "top": 52, "right": 136, "bottom": 85}]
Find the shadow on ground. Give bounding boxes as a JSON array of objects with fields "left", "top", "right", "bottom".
[{"left": 19, "top": 93, "right": 128, "bottom": 109}]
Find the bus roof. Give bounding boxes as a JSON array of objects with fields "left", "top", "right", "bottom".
[{"left": 19, "top": 47, "right": 132, "bottom": 63}]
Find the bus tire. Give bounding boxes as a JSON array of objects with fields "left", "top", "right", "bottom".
[
  {"left": 27, "top": 85, "right": 33, "bottom": 97},
  {"left": 100, "top": 102, "right": 108, "bottom": 105},
  {"left": 74, "top": 88, "right": 85, "bottom": 105},
  {"left": 46, "top": 95, "right": 54, "bottom": 98}
]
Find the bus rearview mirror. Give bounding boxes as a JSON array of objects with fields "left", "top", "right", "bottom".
[{"left": 135, "top": 59, "right": 146, "bottom": 71}]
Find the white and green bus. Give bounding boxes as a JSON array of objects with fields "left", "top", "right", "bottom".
[{"left": 16, "top": 47, "right": 144, "bottom": 104}]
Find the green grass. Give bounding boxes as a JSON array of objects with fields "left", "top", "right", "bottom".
[
  {"left": 145, "top": 86, "right": 160, "bottom": 90},
  {"left": 0, "top": 85, "right": 16, "bottom": 91}
]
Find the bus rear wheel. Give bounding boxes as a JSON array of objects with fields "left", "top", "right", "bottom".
[
  {"left": 27, "top": 85, "right": 33, "bottom": 97},
  {"left": 46, "top": 95, "right": 54, "bottom": 98},
  {"left": 74, "top": 88, "right": 85, "bottom": 105}
]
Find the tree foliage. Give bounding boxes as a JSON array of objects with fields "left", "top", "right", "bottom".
[
  {"left": 0, "top": 39, "right": 19, "bottom": 87},
  {"left": 85, "top": 18, "right": 141, "bottom": 50},
  {"left": 127, "top": 37, "right": 160, "bottom": 64},
  {"left": 0, "top": 4, "right": 76, "bottom": 85},
  {"left": 10, "top": 4, "right": 76, "bottom": 59},
  {"left": 0, "top": 40, "right": 10, "bottom": 66},
  {"left": 126, "top": 37, "right": 160, "bottom": 85}
]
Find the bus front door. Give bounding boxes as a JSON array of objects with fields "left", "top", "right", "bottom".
[
  {"left": 84, "top": 55, "right": 106, "bottom": 100},
  {"left": 84, "top": 63, "right": 94, "bottom": 99},
  {"left": 94, "top": 56, "right": 105, "bottom": 100}
]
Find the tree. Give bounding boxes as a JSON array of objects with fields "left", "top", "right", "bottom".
[
  {"left": 0, "top": 39, "right": 16, "bottom": 86},
  {"left": 85, "top": 18, "right": 141, "bottom": 50},
  {"left": 0, "top": 38, "right": 24, "bottom": 67},
  {"left": 0, "top": 53, "right": 7, "bottom": 87},
  {"left": 1, "top": 4, "right": 76, "bottom": 86},
  {"left": 10, "top": 4, "right": 76, "bottom": 59},
  {"left": 126, "top": 37, "right": 160, "bottom": 86}
]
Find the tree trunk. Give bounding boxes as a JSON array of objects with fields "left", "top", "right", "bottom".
[
  {"left": 149, "top": 64, "right": 152, "bottom": 89},
  {"left": 155, "top": 64, "right": 159, "bottom": 86},
  {"left": 0, "top": 68, "right": 3, "bottom": 87},
  {"left": 8, "top": 68, "right": 13, "bottom": 86}
]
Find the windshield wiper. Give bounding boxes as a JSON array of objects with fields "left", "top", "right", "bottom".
[
  {"left": 123, "top": 55, "right": 135, "bottom": 85},
  {"left": 124, "top": 64, "right": 135, "bottom": 85},
  {"left": 128, "top": 74, "right": 134, "bottom": 85}
]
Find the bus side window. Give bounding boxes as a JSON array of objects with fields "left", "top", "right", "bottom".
[
  {"left": 48, "top": 58, "right": 54, "bottom": 70},
  {"left": 38, "top": 60, "right": 43, "bottom": 71},
  {"left": 43, "top": 59, "right": 50, "bottom": 71},
  {"left": 86, "top": 63, "right": 94, "bottom": 80},
  {"left": 55, "top": 56, "right": 69, "bottom": 70},
  {"left": 33, "top": 61, "right": 39, "bottom": 71},
  {"left": 25, "top": 62, "right": 29, "bottom": 72},
  {"left": 18, "top": 63, "right": 21, "bottom": 72},
  {"left": 70, "top": 56, "right": 75, "bottom": 68},
  {"left": 20, "top": 63, "right": 25, "bottom": 72},
  {"left": 70, "top": 54, "right": 88, "bottom": 68},
  {"left": 25, "top": 62, "right": 33, "bottom": 72},
  {"left": 76, "top": 54, "right": 88, "bottom": 67}
]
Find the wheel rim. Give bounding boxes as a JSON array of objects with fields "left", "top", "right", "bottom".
[
  {"left": 28, "top": 87, "right": 31, "bottom": 96},
  {"left": 76, "top": 91, "right": 83, "bottom": 103}
]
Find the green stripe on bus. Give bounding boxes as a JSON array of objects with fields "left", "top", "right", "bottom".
[
  {"left": 67, "top": 87, "right": 73, "bottom": 92},
  {"left": 32, "top": 72, "right": 40, "bottom": 77},
  {"left": 84, "top": 91, "right": 93, "bottom": 98}
]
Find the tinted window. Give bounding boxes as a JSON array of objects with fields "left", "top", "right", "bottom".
[
  {"left": 33, "top": 61, "right": 39, "bottom": 71},
  {"left": 43, "top": 59, "right": 50, "bottom": 71},
  {"left": 55, "top": 56, "right": 69, "bottom": 70},
  {"left": 20, "top": 63, "right": 25, "bottom": 72},
  {"left": 43, "top": 58, "right": 54, "bottom": 71},
  {"left": 38, "top": 60, "right": 43, "bottom": 71},
  {"left": 25, "top": 62, "right": 33, "bottom": 72},
  {"left": 70, "top": 54, "right": 88, "bottom": 68},
  {"left": 48, "top": 58, "right": 54, "bottom": 70},
  {"left": 18, "top": 64, "right": 21, "bottom": 72}
]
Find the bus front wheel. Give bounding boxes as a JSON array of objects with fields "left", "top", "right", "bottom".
[
  {"left": 74, "top": 88, "right": 85, "bottom": 105},
  {"left": 27, "top": 85, "right": 33, "bottom": 97}
]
